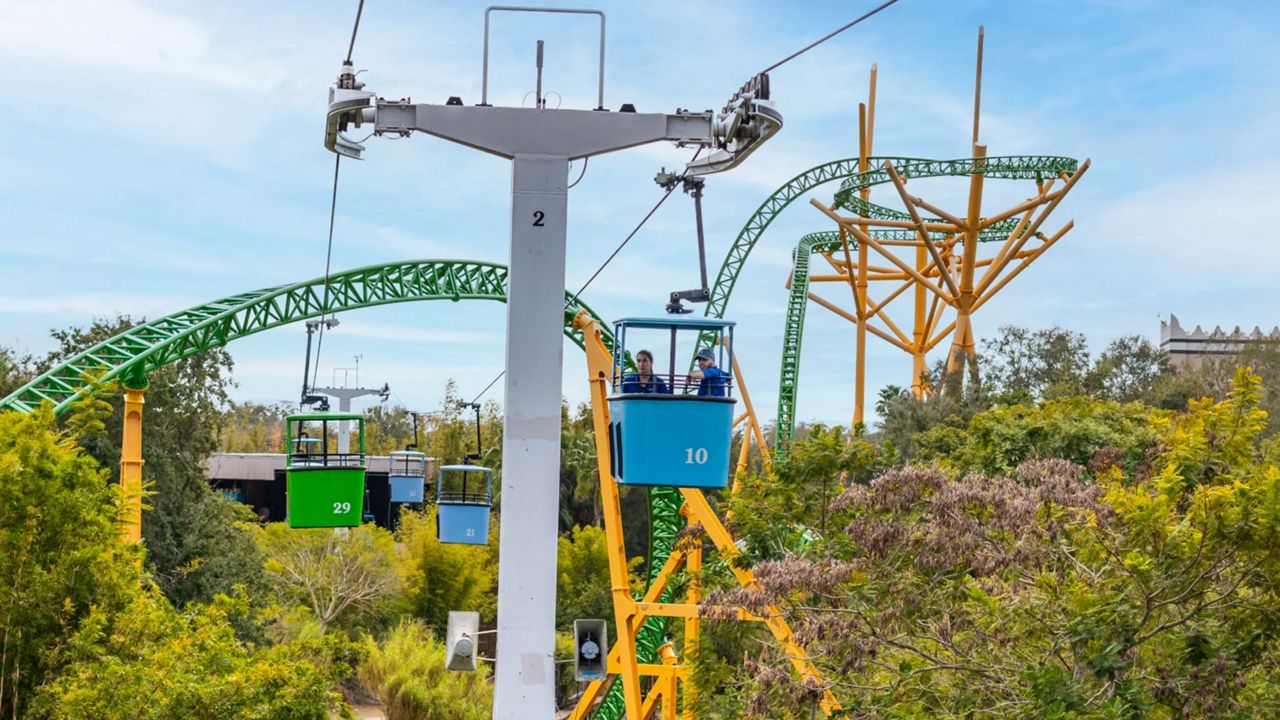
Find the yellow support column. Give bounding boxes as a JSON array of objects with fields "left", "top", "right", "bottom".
[
  {"left": 659, "top": 642, "right": 680, "bottom": 720},
  {"left": 911, "top": 241, "right": 928, "bottom": 398},
  {"left": 682, "top": 509, "right": 702, "bottom": 719},
  {"left": 577, "top": 314, "right": 645, "bottom": 720},
  {"left": 852, "top": 65, "right": 877, "bottom": 427},
  {"left": 118, "top": 372, "right": 148, "bottom": 545}
]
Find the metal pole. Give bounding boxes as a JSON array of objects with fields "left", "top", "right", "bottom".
[
  {"left": 535, "top": 40, "right": 545, "bottom": 108},
  {"left": 300, "top": 323, "right": 315, "bottom": 404},
  {"left": 482, "top": 7, "right": 606, "bottom": 109},
  {"left": 492, "top": 153, "right": 570, "bottom": 718},
  {"left": 691, "top": 180, "right": 708, "bottom": 291}
]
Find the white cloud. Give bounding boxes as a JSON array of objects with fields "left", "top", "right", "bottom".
[
  {"left": 0, "top": 292, "right": 193, "bottom": 316},
  {"left": 0, "top": 0, "right": 284, "bottom": 91},
  {"left": 336, "top": 321, "right": 503, "bottom": 345}
]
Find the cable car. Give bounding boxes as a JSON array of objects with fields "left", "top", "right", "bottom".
[
  {"left": 436, "top": 464, "right": 492, "bottom": 545},
  {"left": 608, "top": 317, "right": 736, "bottom": 488},
  {"left": 389, "top": 450, "right": 429, "bottom": 503},
  {"left": 285, "top": 412, "right": 367, "bottom": 528}
]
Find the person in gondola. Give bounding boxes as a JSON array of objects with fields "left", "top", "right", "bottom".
[
  {"left": 620, "top": 349, "right": 669, "bottom": 394},
  {"left": 690, "top": 347, "right": 729, "bottom": 397}
]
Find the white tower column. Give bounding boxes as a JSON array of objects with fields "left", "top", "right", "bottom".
[{"left": 492, "top": 154, "right": 569, "bottom": 718}]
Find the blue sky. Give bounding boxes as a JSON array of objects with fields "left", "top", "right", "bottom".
[{"left": 2, "top": 0, "right": 1277, "bottom": 426}]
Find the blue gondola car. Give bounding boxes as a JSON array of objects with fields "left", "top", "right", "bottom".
[
  {"left": 607, "top": 317, "right": 736, "bottom": 489},
  {"left": 389, "top": 450, "right": 428, "bottom": 503},
  {"left": 437, "top": 464, "right": 492, "bottom": 545}
]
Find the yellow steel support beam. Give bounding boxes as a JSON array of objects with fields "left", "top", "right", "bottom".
[
  {"left": 799, "top": 51, "right": 1088, "bottom": 409},
  {"left": 570, "top": 311, "right": 838, "bottom": 718},
  {"left": 678, "top": 488, "right": 841, "bottom": 714},
  {"left": 682, "top": 519, "right": 702, "bottom": 719},
  {"left": 578, "top": 317, "right": 644, "bottom": 720},
  {"left": 946, "top": 143, "right": 987, "bottom": 382},
  {"left": 727, "top": 336, "right": 771, "bottom": 486},
  {"left": 118, "top": 383, "right": 147, "bottom": 545}
]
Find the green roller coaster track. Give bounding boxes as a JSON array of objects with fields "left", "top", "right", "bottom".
[
  {"left": 2, "top": 155, "right": 1077, "bottom": 718},
  {"left": 696, "top": 155, "right": 1078, "bottom": 459},
  {"left": 0, "top": 257, "right": 674, "bottom": 718},
  {"left": 0, "top": 259, "right": 613, "bottom": 414}
]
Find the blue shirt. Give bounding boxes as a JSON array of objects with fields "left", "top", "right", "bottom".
[
  {"left": 697, "top": 366, "right": 729, "bottom": 397},
  {"left": 621, "top": 374, "right": 670, "bottom": 395}
]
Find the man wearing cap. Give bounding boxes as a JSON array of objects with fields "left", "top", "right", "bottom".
[{"left": 690, "top": 347, "right": 729, "bottom": 397}]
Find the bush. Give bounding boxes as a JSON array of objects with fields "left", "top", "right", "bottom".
[
  {"left": 0, "top": 407, "right": 141, "bottom": 716},
  {"left": 396, "top": 508, "right": 497, "bottom": 635},
  {"left": 30, "top": 591, "right": 354, "bottom": 720},
  {"left": 357, "top": 619, "right": 492, "bottom": 720}
]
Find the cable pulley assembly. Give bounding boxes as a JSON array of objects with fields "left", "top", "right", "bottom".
[{"left": 655, "top": 171, "right": 711, "bottom": 314}]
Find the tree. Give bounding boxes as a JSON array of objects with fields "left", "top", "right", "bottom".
[
  {"left": 217, "top": 401, "right": 290, "bottom": 453},
  {"left": 709, "top": 370, "right": 1280, "bottom": 719},
  {"left": 30, "top": 591, "right": 354, "bottom": 720},
  {"left": 37, "top": 316, "right": 267, "bottom": 609},
  {"left": 913, "top": 395, "right": 1164, "bottom": 478},
  {"left": 1086, "top": 334, "right": 1170, "bottom": 403},
  {"left": 256, "top": 522, "right": 400, "bottom": 632},
  {"left": 982, "top": 324, "right": 1092, "bottom": 401},
  {"left": 556, "top": 524, "right": 632, "bottom": 630},
  {"left": 561, "top": 401, "right": 602, "bottom": 529},
  {"left": 728, "top": 425, "right": 881, "bottom": 561},
  {"left": 0, "top": 346, "right": 32, "bottom": 398},
  {"left": 0, "top": 406, "right": 141, "bottom": 717},
  {"left": 395, "top": 507, "right": 497, "bottom": 635},
  {"left": 363, "top": 404, "right": 418, "bottom": 455}
]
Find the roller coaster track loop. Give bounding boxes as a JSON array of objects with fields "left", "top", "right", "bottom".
[{"left": 698, "top": 154, "right": 1080, "bottom": 336}]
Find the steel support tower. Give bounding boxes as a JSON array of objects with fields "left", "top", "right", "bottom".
[{"left": 323, "top": 9, "right": 780, "bottom": 716}]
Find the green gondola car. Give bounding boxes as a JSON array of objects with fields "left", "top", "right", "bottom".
[{"left": 285, "top": 412, "right": 366, "bottom": 528}]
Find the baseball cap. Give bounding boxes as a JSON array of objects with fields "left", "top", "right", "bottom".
[{"left": 695, "top": 348, "right": 715, "bottom": 360}]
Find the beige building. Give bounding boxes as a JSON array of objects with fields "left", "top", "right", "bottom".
[{"left": 1160, "top": 315, "right": 1280, "bottom": 368}]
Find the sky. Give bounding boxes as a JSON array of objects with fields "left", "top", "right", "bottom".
[{"left": 2, "top": 0, "right": 1278, "bottom": 427}]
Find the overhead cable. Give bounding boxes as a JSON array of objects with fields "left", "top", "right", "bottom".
[
  {"left": 760, "top": 0, "right": 901, "bottom": 74},
  {"left": 468, "top": 148, "right": 702, "bottom": 405},
  {"left": 311, "top": 0, "right": 368, "bottom": 392}
]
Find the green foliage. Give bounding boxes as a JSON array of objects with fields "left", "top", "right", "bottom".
[
  {"left": 715, "top": 370, "right": 1280, "bottom": 718},
  {"left": 38, "top": 316, "right": 267, "bottom": 609},
  {"left": 561, "top": 401, "right": 601, "bottom": 530},
  {"left": 217, "top": 401, "right": 289, "bottom": 452},
  {"left": 0, "top": 407, "right": 142, "bottom": 717},
  {"left": 0, "top": 346, "right": 33, "bottom": 398},
  {"left": 396, "top": 507, "right": 497, "bottom": 635},
  {"left": 363, "top": 404, "right": 418, "bottom": 455},
  {"left": 875, "top": 381, "right": 990, "bottom": 461},
  {"left": 729, "top": 425, "right": 881, "bottom": 559},
  {"left": 31, "top": 591, "right": 354, "bottom": 720},
  {"left": 357, "top": 619, "right": 492, "bottom": 720},
  {"left": 556, "top": 524, "right": 633, "bottom": 631},
  {"left": 256, "top": 522, "right": 400, "bottom": 633},
  {"left": 915, "top": 396, "right": 1165, "bottom": 477},
  {"left": 63, "top": 371, "right": 119, "bottom": 440},
  {"left": 984, "top": 325, "right": 1093, "bottom": 402}
]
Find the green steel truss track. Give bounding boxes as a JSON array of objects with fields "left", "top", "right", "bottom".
[
  {"left": 2, "top": 155, "right": 1078, "bottom": 719},
  {"left": 770, "top": 156, "right": 1080, "bottom": 456},
  {"left": 0, "top": 259, "right": 613, "bottom": 415},
  {"left": 701, "top": 155, "right": 1078, "bottom": 331},
  {"left": 0, "top": 257, "right": 672, "bottom": 720}
]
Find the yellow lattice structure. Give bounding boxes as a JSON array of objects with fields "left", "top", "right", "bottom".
[
  {"left": 802, "top": 31, "right": 1090, "bottom": 425},
  {"left": 569, "top": 311, "right": 836, "bottom": 719}
]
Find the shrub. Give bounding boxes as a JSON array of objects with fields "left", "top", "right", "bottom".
[{"left": 357, "top": 619, "right": 492, "bottom": 720}]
